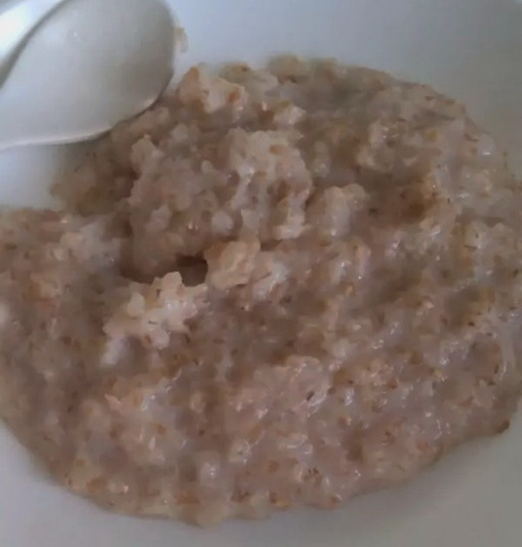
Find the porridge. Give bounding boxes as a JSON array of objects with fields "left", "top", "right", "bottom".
[{"left": 0, "top": 58, "right": 521, "bottom": 525}]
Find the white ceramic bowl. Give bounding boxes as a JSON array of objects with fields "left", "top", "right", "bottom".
[{"left": 0, "top": 1, "right": 521, "bottom": 546}]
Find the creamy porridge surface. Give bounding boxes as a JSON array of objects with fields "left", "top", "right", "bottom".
[{"left": 0, "top": 58, "right": 521, "bottom": 525}]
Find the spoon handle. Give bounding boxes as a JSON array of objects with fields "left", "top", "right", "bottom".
[{"left": 0, "top": 0, "right": 69, "bottom": 86}]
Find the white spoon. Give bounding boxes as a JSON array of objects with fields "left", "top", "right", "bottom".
[
  {"left": 0, "top": 0, "right": 69, "bottom": 87},
  {"left": 0, "top": 0, "right": 175, "bottom": 152}
]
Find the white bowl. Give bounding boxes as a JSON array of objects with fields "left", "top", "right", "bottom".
[{"left": 0, "top": 1, "right": 521, "bottom": 546}]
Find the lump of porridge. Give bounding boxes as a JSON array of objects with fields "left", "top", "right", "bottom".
[{"left": 0, "top": 57, "right": 521, "bottom": 525}]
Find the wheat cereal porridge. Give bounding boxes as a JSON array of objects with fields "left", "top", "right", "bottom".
[{"left": 0, "top": 58, "right": 521, "bottom": 525}]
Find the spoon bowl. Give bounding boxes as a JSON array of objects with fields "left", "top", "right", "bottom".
[{"left": 0, "top": 0, "right": 175, "bottom": 152}]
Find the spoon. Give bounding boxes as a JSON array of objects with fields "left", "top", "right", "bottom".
[
  {"left": 0, "top": 0, "right": 175, "bottom": 152},
  {"left": 0, "top": 0, "right": 69, "bottom": 87}
]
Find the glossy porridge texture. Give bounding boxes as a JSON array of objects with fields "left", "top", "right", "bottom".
[{"left": 0, "top": 58, "right": 521, "bottom": 525}]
